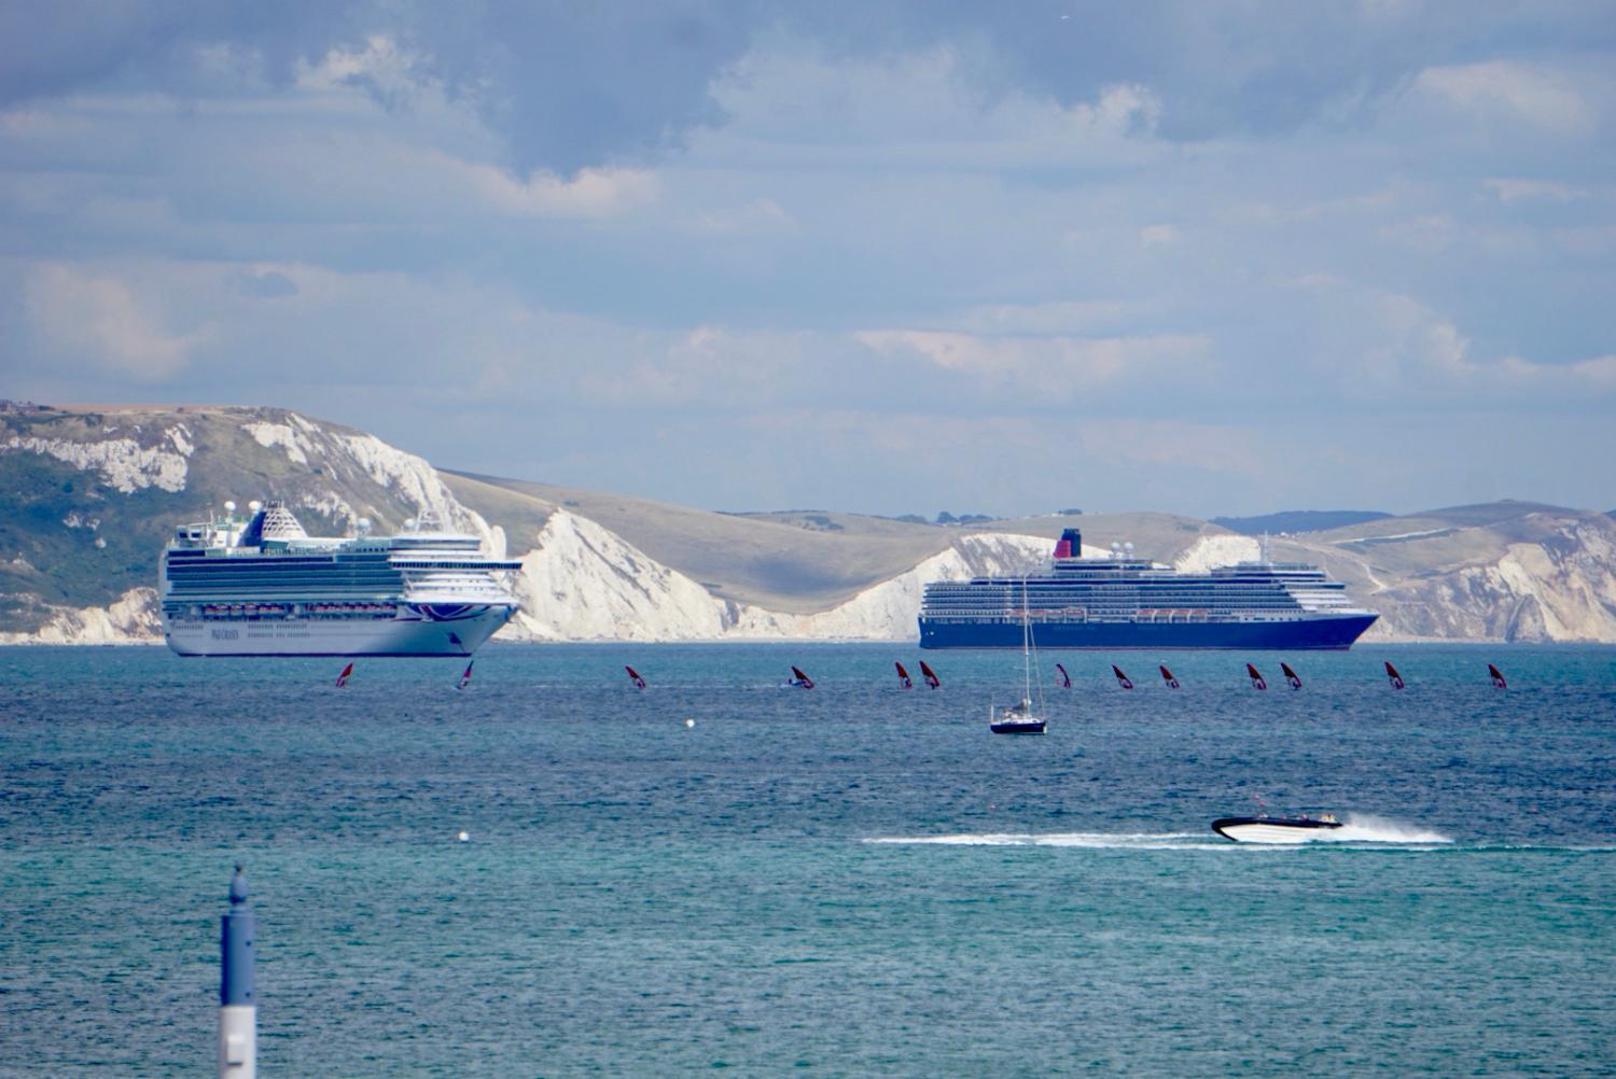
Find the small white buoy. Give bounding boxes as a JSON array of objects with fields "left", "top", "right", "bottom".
[
  {"left": 457, "top": 831, "right": 470, "bottom": 843},
  {"left": 684, "top": 718, "right": 695, "bottom": 728}
]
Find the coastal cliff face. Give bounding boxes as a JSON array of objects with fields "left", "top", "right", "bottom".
[
  {"left": 3, "top": 403, "right": 1615, "bottom": 644},
  {"left": 1277, "top": 508, "right": 1616, "bottom": 643}
]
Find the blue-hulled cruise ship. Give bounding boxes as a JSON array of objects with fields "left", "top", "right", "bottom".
[
  {"left": 918, "top": 528, "right": 1376, "bottom": 650},
  {"left": 160, "top": 500, "right": 521, "bottom": 657}
]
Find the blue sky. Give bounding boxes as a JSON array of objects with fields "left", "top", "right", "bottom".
[{"left": 3, "top": 1, "right": 1614, "bottom": 517}]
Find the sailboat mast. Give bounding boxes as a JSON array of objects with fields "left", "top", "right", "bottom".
[{"left": 1021, "top": 576, "right": 1032, "bottom": 702}]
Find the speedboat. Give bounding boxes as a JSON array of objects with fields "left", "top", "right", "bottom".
[
  {"left": 990, "top": 698, "right": 1046, "bottom": 735},
  {"left": 1211, "top": 813, "right": 1342, "bottom": 843}
]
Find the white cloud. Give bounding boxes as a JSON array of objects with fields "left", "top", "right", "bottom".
[
  {"left": 700, "top": 43, "right": 1162, "bottom": 169},
  {"left": 1368, "top": 291, "right": 1616, "bottom": 393},
  {"left": 23, "top": 263, "right": 208, "bottom": 380},
  {"left": 1140, "top": 224, "right": 1179, "bottom": 247},
  {"left": 295, "top": 35, "right": 428, "bottom": 98},
  {"left": 1483, "top": 178, "right": 1586, "bottom": 203},
  {"left": 1, "top": 46, "right": 658, "bottom": 226},
  {"left": 683, "top": 197, "right": 796, "bottom": 236},
  {"left": 957, "top": 300, "right": 1139, "bottom": 335},
  {"left": 1564, "top": 354, "right": 1616, "bottom": 386},
  {"left": 1411, "top": 61, "right": 1595, "bottom": 136},
  {"left": 579, "top": 325, "right": 810, "bottom": 406},
  {"left": 1077, "top": 419, "right": 1264, "bottom": 477},
  {"left": 454, "top": 158, "right": 660, "bottom": 218},
  {"left": 855, "top": 329, "right": 1210, "bottom": 396},
  {"left": 1378, "top": 213, "right": 1458, "bottom": 253}
]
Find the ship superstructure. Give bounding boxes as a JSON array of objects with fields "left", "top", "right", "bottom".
[
  {"left": 160, "top": 500, "right": 521, "bottom": 657},
  {"left": 919, "top": 527, "right": 1376, "bottom": 650}
]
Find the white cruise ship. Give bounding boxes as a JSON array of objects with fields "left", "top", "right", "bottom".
[{"left": 160, "top": 500, "right": 521, "bottom": 657}]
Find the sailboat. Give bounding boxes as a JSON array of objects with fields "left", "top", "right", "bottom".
[{"left": 990, "top": 578, "right": 1046, "bottom": 735}]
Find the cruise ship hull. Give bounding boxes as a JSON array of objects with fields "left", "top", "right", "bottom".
[
  {"left": 919, "top": 613, "right": 1377, "bottom": 650},
  {"left": 163, "top": 605, "right": 515, "bottom": 658}
]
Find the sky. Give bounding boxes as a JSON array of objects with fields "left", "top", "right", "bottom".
[{"left": 3, "top": 1, "right": 1614, "bottom": 519}]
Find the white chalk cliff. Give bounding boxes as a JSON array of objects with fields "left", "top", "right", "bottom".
[
  {"left": 0, "top": 587, "right": 162, "bottom": 646},
  {"left": 4, "top": 404, "right": 1616, "bottom": 645},
  {"left": 501, "top": 511, "right": 1054, "bottom": 641}
]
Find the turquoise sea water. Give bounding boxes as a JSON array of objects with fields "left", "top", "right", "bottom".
[{"left": 2, "top": 643, "right": 1614, "bottom": 1075}]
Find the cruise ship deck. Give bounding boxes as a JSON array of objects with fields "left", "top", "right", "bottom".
[
  {"left": 919, "top": 527, "right": 1376, "bottom": 649},
  {"left": 160, "top": 501, "right": 521, "bottom": 657}
]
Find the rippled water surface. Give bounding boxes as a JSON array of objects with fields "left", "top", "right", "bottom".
[{"left": 3, "top": 643, "right": 1614, "bottom": 1074}]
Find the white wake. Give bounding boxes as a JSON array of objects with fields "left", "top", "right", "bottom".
[
  {"left": 866, "top": 816, "right": 1454, "bottom": 849},
  {"left": 1317, "top": 814, "right": 1453, "bottom": 845},
  {"left": 865, "top": 832, "right": 1223, "bottom": 850}
]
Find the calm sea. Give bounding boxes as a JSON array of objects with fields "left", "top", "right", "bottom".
[{"left": 2, "top": 643, "right": 1613, "bottom": 1075}]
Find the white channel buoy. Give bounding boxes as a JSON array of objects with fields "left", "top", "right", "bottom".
[
  {"left": 684, "top": 718, "right": 695, "bottom": 728},
  {"left": 457, "top": 831, "right": 470, "bottom": 843}
]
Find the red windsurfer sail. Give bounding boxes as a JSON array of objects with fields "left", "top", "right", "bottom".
[
  {"left": 919, "top": 661, "right": 940, "bottom": 689},
  {"left": 625, "top": 665, "right": 647, "bottom": 690},
  {"left": 790, "top": 666, "right": 815, "bottom": 690},
  {"left": 895, "top": 661, "right": 913, "bottom": 690},
  {"left": 1054, "top": 662, "right": 1072, "bottom": 689},
  {"left": 1112, "top": 664, "right": 1134, "bottom": 690},
  {"left": 1246, "top": 663, "right": 1268, "bottom": 691},
  {"left": 457, "top": 660, "right": 474, "bottom": 690},
  {"left": 1488, "top": 663, "right": 1507, "bottom": 689},
  {"left": 335, "top": 661, "right": 354, "bottom": 688},
  {"left": 1280, "top": 661, "right": 1302, "bottom": 690},
  {"left": 1385, "top": 661, "right": 1405, "bottom": 690},
  {"left": 1159, "top": 665, "right": 1179, "bottom": 689}
]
